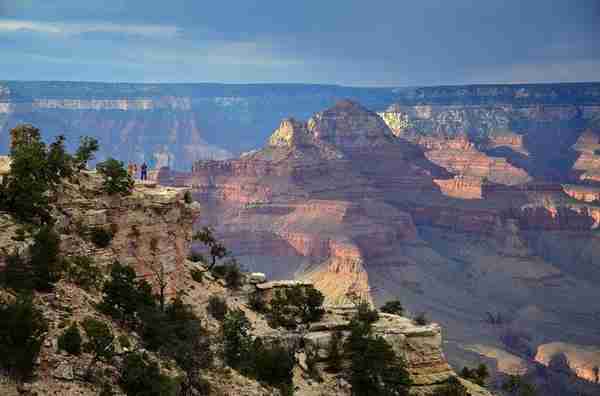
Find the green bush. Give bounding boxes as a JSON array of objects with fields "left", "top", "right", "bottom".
[
  {"left": 210, "top": 264, "right": 228, "bottom": 278},
  {"left": 414, "top": 312, "right": 429, "bottom": 326},
  {"left": 90, "top": 227, "right": 113, "bottom": 248},
  {"left": 65, "top": 255, "right": 103, "bottom": 290},
  {"left": 2, "top": 250, "right": 34, "bottom": 290},
  {"left": 0, "top": 293, "right": 48, "bottom": 378},
  {"left": 356, "top": 301, "right": 379, "bottom": 324},
  {"left": 188, "top": 252, "right": 205, "bottom": 264},
  {"left": 460, "top": 364, "right": 489, "bottom": 387},
  {"left": 73, "top": 136, "right": 99, "bottom": 171},
  {"left": 101, "top": 263, "right": 213, "bottom": 394},
  {"left": 222, "top": 309, "right": 252, "bottom": 368},
  {"left": 82, "top": 317, "right": 115, "bottom": 364},
  {"left": 268, "top": 290, "right": 298, "bottom": 329},
  {"left": 326, "top": 330, "right": 344, "bottom": 372},
  {"left": 344, "top": 303, "right": 411, "bottom": 396},
  {"left": 269, "top": 284, "right": 325, "bottom": 329},
  {"left": 0, "top": 125, "right": 51, "bottom": 223},
  {"left": 251, "top": 338, "right": 295, "bottom": 389},
  {"left": 380, "top": 300, "right": 404, "bottom": 316},
  {"left": 193, "top": 226, "right": 228, "bottom": 269},
  {"left": 207, "top": 295, "right": 228, "bottom": 321},
  {"left": 248, "top": 292, "right": 267, "bottom": 312},
  {"left": 120, "top": 352, "right": 179, "bottom": 396},
  {"left": 434, "top": 376, "right": 469, "bottom": 396},
  {"left": 190, "top": 268, "right": 204, "bottom": 283},
  {"left": 221, "top": 309, "right": 295, "bottom": 392},
  {"left": 211, "top": 259, "right": 244, "bottom": 289},
  {"left": 100, "top": 262, "right": 156, "bottom": 322},
  {"left": 223, "top": 260, "right": 244, "bottom": 289},
  {"left": 58, "top": 323, "right": 82, "bottom": 355},
  {"left": 0, "top": 125, "right": 98, "bottom": 224},
  {"left": 139, "top": 295, "right": 212, "bottom": 395},
  {"left": 0, "top": 127, "right": 59, "bottom": 224},
  {"left": 501, "top": 375, "right": 537, "bottom": 396},
  {"left": 96, "top": 158, "right": 134, "bottom": 196},
  {"left": 3, "top": 226, "right": 64, "bottom": 291},
  {"left": 183, "top": 190, "right": 193, "bottom": 204},
  {"left": 30, "top": 225, "right": 64, "bottom": 290}
]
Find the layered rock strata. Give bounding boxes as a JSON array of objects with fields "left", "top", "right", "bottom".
[
  {"left": 162, "top": 100, "right": 600, "bottom": 390},
  {"left": 248, "top": 279, "right": 490, "bottom": 395},
  {"left": 0, "top": 171, "right": 200, "bottom": 293}
]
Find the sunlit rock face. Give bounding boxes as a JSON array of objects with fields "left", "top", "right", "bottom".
[
  {"left": 269, "top": 118, "right": 312, "bottom": 148},
  {"left": 0, "top": 155, "right": 10, "bottom": 182},
  {"left": 379, "top": 106, "right": 534, "bottom": 187},
  {"left": 379, "top": 100, "right": 600, "bottom": 184},
  {"left": 301, "top": 308, "right": 493, "bottom": 395},
  {"left": 572, "top": 118, "right": 600, "bottom": 182},
  {"left": 0, "top": 171, "right": 199, "bottom": 295},
  {"left": 307, "top": 100, "right": 394, "bottom": 149},
  {"left": 534, "top": 342, "right": 600, "bottom": 383}
]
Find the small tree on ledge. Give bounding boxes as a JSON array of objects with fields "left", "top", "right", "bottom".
[
  {"left": 193, "top": 226, "right": 228, "bottom": 269},
  {"left": 96, "top": 158, "right": 134, "bottom": 196}
]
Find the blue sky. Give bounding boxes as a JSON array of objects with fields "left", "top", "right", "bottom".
[{"left": 1, "top": 0, "right": 599, "bottom": 86}]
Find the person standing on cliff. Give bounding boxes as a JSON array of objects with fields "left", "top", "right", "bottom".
[
  {"left": 141, "top": 162, "right": 148, "bottom": 181},
  {"left": 133, "top": 163, "right": 138, "bottom": 179}
]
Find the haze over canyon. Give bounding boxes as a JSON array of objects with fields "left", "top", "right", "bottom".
[{"left": 3, "top": 80, "right": 600, "bottom": 394}]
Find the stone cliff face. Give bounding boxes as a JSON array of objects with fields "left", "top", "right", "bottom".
[
  {"left": 3, "top": 81, "right": 599, "bottom": 172},
  {"left": 0, "top": 172, "right": 200, "bottom": 294},
  {"left": 418, "top": 135, "right": 531, "bottom": 187},
  {"left": 379, "top": 101, "right": 600, "bottom": 183},
  {"left": 299, "top": 307, "right": 491, "bottom": 395},
  {"left": 244, "top": 279, "right": 491, "bottom": 395},
  {"left": 571, "top": 118, "right": 600, "bottom": 182},
  {"left": 1, "top": 174, "right": 489, "bottom": 395}
]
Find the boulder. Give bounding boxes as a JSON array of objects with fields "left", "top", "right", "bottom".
[{"left": 248, "top": 272, "right": 267, "bottom": 284}]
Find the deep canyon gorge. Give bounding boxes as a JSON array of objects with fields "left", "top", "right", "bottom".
[{"left": 2, "top": 81, "right": 600, "bottom": 394}]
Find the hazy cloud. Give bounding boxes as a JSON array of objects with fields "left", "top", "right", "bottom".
[{"left": 0, "top": 0, "right": 599, "bottom": 85}]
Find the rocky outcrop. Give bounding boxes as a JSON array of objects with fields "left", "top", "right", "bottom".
[
  {"left": 562, "top": 184, "right": 600, "bottom": 203},
  {"left": 0, "top": 155, "right": 9, "bottom": 182},
  {"left": 255, "top": 280, "right": 313, "bottom": 305},
  {"left": 0, "top": 171, "right": 200, "bottom": 293},
  {"left": 485, "top": 132, "right": 528, "bottom": 155},
  {"left": 433, "top": 176, "right": 485, "bottom": 199},
  {"left": 299, "top": 307, "right": 491, "bottom": 396},
  {"left": 535, "top": 342, "right": 600, "bottom": 383},
  {"left": 516, "top": 202, "right": 600, "bottom": 230},
  {"left": 243, "top": 275, "right": 490, "bottom": 395},
  {"left": 307, "top": 100, "right": 394, "bottom": 149},
  {"left": 269, "top": 118, "right": 312, "bottom": 148},
  {"left": 572, "top": 121, "right": 600, "bottom": 182},
  {"left": 379, "top": 108, "right": 532, "bottom": 186}
]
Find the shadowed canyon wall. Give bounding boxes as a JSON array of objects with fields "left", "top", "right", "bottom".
[{"left": 2, "top": 81, "right": 600, "bottom": 172}]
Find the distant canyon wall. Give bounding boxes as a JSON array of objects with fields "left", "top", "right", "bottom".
[{"left": 1, "top": 81, "right": 599, "bottom": 171}]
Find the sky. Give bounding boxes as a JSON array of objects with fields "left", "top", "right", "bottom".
[{"left": 0, "top": 0, "right": 599, "bottom": 87}]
